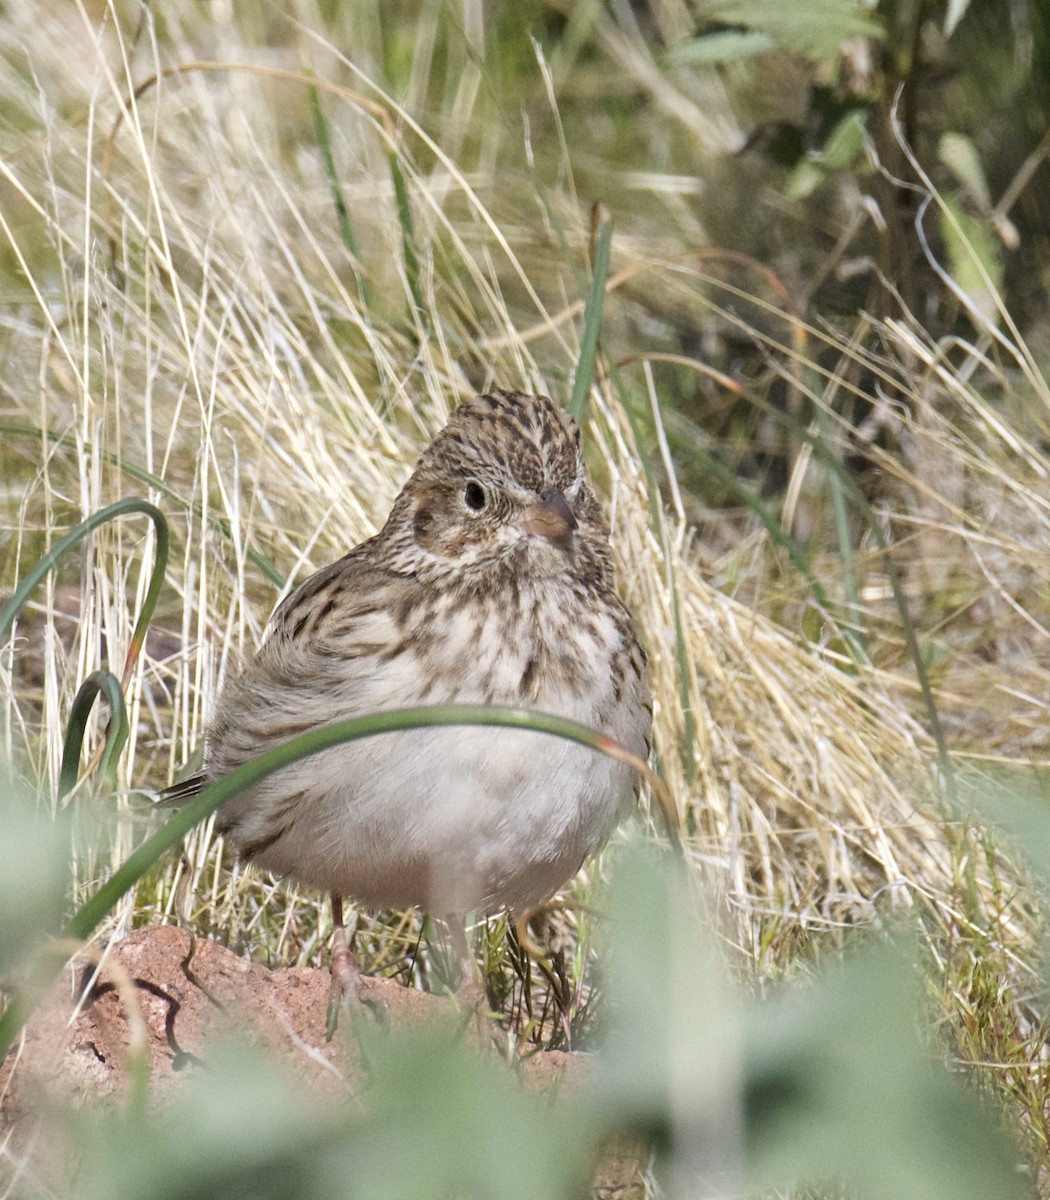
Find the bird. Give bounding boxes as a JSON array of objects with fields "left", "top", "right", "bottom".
[{"left": 166, "top": 390, "right": 651, "bottom": 1026}]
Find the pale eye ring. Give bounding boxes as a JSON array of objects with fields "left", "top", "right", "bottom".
[{"left": 463, "top": 480, "right": 486, "bottom": 511}]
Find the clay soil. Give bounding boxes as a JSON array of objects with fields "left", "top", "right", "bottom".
[{"left": 0, "top": 925, "right": 646, "bottom": 1196}]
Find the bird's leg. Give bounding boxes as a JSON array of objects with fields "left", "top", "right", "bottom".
[
  {"left": 325, "top": 892, "right": 360, "bottom": 1040},
  {"left": 445, "top": 914, "right": 507, "bottom": 1049},
  {"left": 446, "top": 913, "right": 476, "bottom": 998}
]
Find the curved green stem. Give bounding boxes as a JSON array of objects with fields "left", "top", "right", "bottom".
[
  {"left": 389, "top": 152, "right": 425, "bottom": 328},
  {"left": 2, "top": 498, "right": 167, "bottom": 801},
  {"left": 68, "top": 704, "right": 651, "bottom": 937},
  {"left": 0, "top": 704, "right": 663, "bottom": 1060},
  {"left": 0, "top": 498, "right": 168, "bottom": 645},
  {"left": 58, "top": 671, "right": 130, "bottom": 801}
]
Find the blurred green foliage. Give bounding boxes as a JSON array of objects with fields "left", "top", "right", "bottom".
[
  {"left": 0, "top": 802, "right": 1031, "bottom": 1199},
  {"left": 0, "top": 772, "right": 70, "bottom": 983}
]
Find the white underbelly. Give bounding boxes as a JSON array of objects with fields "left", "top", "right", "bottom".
[{"left": 226, "top": 719, "right": 634, "bottom": 914}]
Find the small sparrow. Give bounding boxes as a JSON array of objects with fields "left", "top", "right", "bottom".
[{"left": 170, "top": 390, "right": 651, "bottom": 1015}]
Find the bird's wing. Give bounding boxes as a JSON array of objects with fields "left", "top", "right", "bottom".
[
  {"left": 154, "top": 772, "right": 207, "bottom": 806},
  {"left": 261, "top": 541, "right": 409, "bottom": 667}
]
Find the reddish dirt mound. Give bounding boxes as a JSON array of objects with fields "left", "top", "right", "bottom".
[{"left": 0, "top": 925, "right": 645, "bottom": 1194}]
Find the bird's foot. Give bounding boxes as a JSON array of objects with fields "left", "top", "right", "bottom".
[
  {"left": 325, "top": 894, "right": 363, "bottom": 1040},
  {"left": 324, "top": 939, "right": 361, "bottom": 1041}
]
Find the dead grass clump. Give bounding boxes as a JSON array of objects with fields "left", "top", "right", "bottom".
[{"left": 0, "top": 3, "right": 1042, "bottom": 1124}]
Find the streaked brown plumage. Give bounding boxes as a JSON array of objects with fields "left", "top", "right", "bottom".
[{"left": 175, "top": 390, "right": 651, "bottom": 1008}]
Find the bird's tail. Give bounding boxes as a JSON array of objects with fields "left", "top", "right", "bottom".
[{"left": 153, "top": 773, "right": 208, "bottom": 807}]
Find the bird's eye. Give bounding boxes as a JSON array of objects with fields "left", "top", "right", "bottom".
[{"left": 463, "top": 481, "right": 486, "bottom": 511}]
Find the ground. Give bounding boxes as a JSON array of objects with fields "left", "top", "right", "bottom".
[{"left": 0, "top": 926, "right": 648, "bottom": 1197}]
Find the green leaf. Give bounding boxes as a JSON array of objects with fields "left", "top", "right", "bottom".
[
  {"left": 939, "top": 196, "right": 1004, "bottom": 327},
  {"left": 597, "top": 844, "right": 742, "bottom": 1182},
  {"left": 595, "top": 843, "right": 1025, "bottom": 1199},
  {"left": 61, "top": 1029, "right": 592, "bottom": 1200},
  {"left": 957, "top": 765, "right": 1050, "bottom": 892},
  {"left": 939, "top": 131, "right": 992, "bottom": 210},
  {"left": 58, "top": 1041, "right": 343, "bottom": 1200},
  {"left": 744, "top": 940, "right": 1026, "bottom": 1200},
  {"left": 348, "top": 1027, "right": 591, "bottom": 1200},
  {"left": 822, "top": 108, "right": 867, "bottom": 169},
  {"left": 668, "top": 30, "right": 775, "bottom": 64},
  {"left": 697, "top": 0, "right": 883, "bottom": 60},
  {"left": 785, "top": 158, "right": 825, "bottom": 200}
]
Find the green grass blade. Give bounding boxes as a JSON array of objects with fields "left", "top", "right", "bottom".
[
  {"left": 0, "top": 423, "right": 284, "bottom": 588},
  {"left": 809, "top": 387, "right": 863, "bottom": 644},
  {"left": 389, "top": 152, "right": 426, "bottom": 328},
  {"left": 0, "top": 498, "right": 168, "bottom": 645},
  {"left": 0, "top": 704, "right": 662, "bottom": 1059},
  {"left": 68, "top": 704, "right": 656, "bottom": 940},
  {"left": 58, "top": 670, "right": 129, "bottom": 800},
  {"left": 567, "top": 206, "right": 613, "bottom": 426},
  {"left": 308, "top": 80, "right": 370, "bottom": 310}
]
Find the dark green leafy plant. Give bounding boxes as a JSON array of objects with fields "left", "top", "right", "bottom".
[{"left": 673, "top": 0, "right": 883, "bottom": 62}]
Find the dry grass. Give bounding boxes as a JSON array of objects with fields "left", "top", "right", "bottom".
[{"left": 2, "top": 0, "right": 1050, "bottom": 1175}]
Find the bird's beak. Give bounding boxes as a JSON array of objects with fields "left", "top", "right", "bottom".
[{"left": 522, "top": 488, "right": 578, "bottom": 539}]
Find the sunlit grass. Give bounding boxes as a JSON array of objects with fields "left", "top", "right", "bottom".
[{"left": 2, "top": 0, "right": 1050, "bottom": 1190}]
